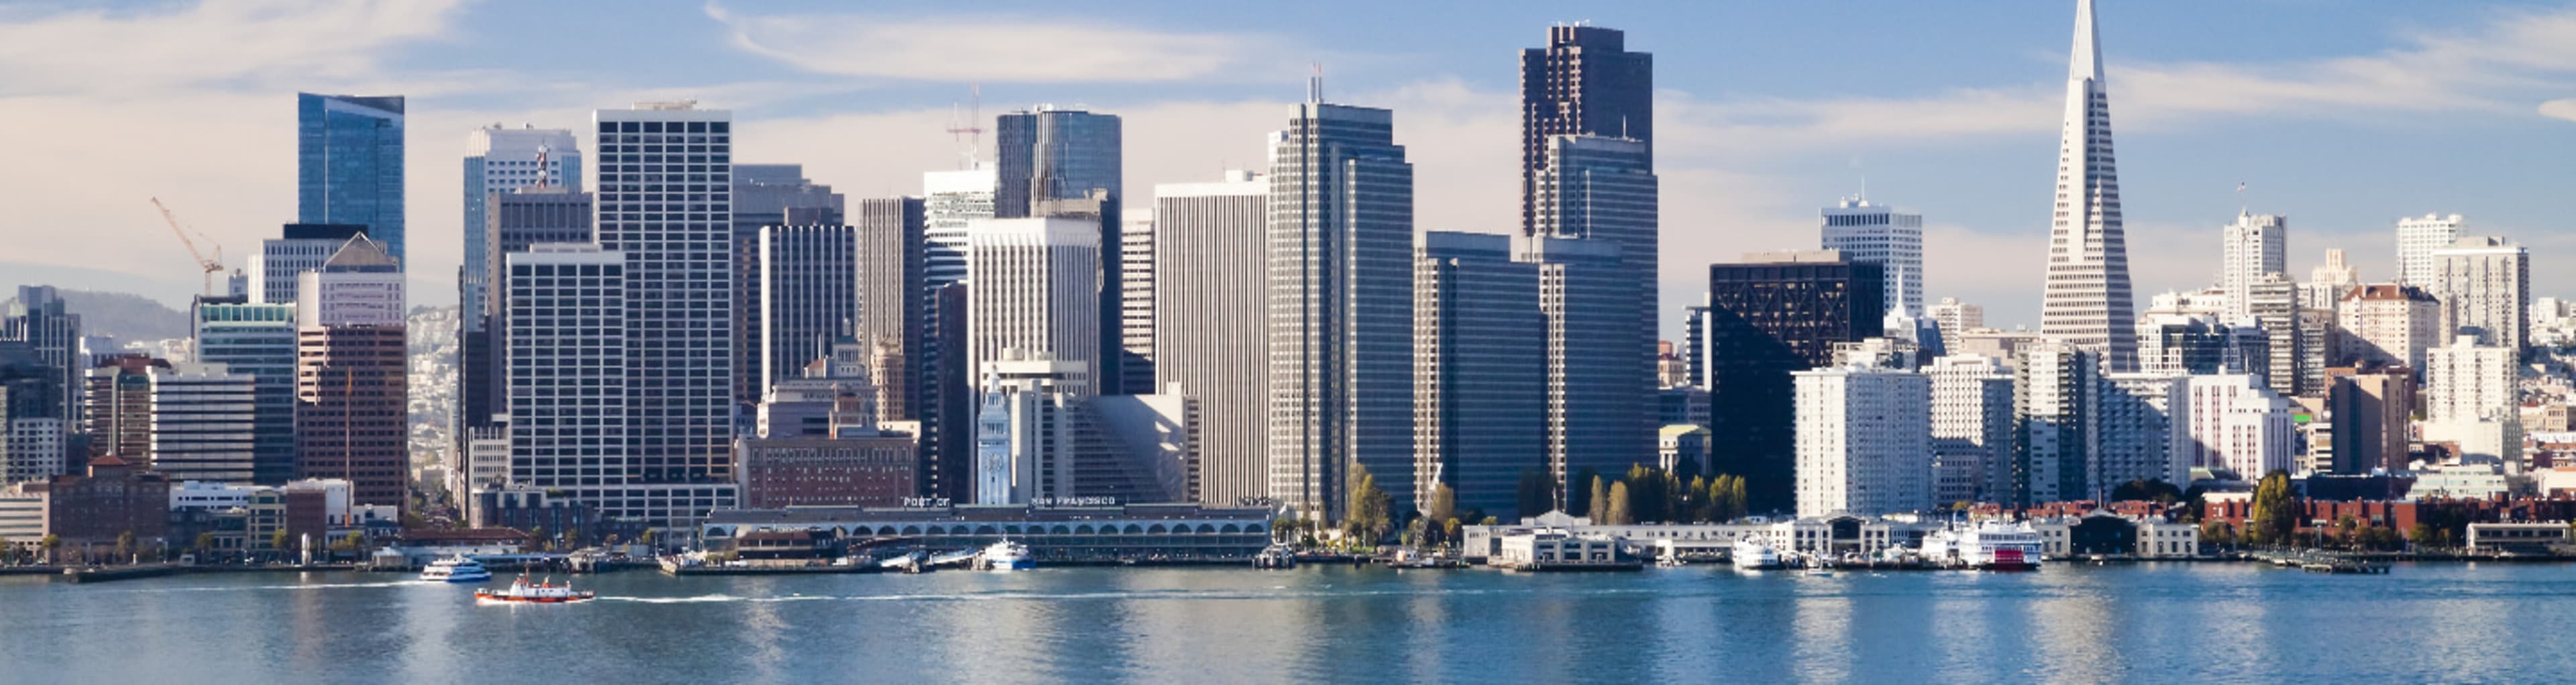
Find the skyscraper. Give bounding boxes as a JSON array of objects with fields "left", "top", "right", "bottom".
[
  {"left": 1704, "top": 250, "right": 1884, "bottom": 513},
  {"left": 588, "top": 102, "right": 739, "bottom": 525},
  {"left": 297, "top": 93, "right": 406, "bottom": 261},
  {"left": 2, "top": 286, "right": 80, "bottom": 437},
  {"left": 2014, "top": 339, "right": 2098, "bottom": 507},
  {"left": 1151, "top": 171, "right": 1270, "bottom": 505},
  {"left": 294, "top": 235, "right": 408, "bottom": 510},
  {"left": 852, "top": 197, "right": 926, "bottom": 421},
  {"left": 193, "top": 296, "right": 298, "bottom": 484},
  {"left": 1793, "top": 362, "right": 1931, "bottom": 519},
  {"left": 733, "top": 165, "right": 846, "bottom": 410},
  {"left": 1928, "top": 354, "right": 2014, "bottom": 506},
  {"left": 504, "top": 244, "right": 629, "bottom": 509},
  {"left": 462, "top": 125, "right": 582, "bottom": 339},
  {"left": 2431, "top": 236, "right": 2530, "bottom": 354},
  {"left": 1520, "top": 24, "right": 1652, "bottom": 235},
  {"left": 758, "top": 223, "right": 866, "bottom": 392},
  {"left": 2307, "top": 248, "right": 2359, "bottom": 310},
  {"left": 2039, "top": 0, "right": 2139, "bottom": 372},
  {"left": 1821, "top": 198, "right": 1925, "bottom": 317},
  {"left": 1927, "top": 297, "right": 1984, "bottom": 353},
  {"left": 146, "top": 362, "right": 256, "bottom": 483},
  {"left": 251, "top": 223, "right": 370, "bottom": 306},
  {"left": 2100, "top": 372, "right": 2191, "bottom": 492},
  {"left": 1523, "top": 235, "right": 1648, "bottom": 505},
  {"left": 923, "top": 168, "right": 998, "bottom": 288},
  {"left": 1412, "top": 231, "right": 1542, "bottom": 519},
  {"left": 965, "top": 217, "right": 1102, "bottom": 399},
  {"left": 1267, "top": 93, "right": 1414, "bottom": 521},
  {"left": 463, "top": 187, "right": 592, "bottom": 441},
  {"left": 2396, "top": 213, "right": 2463, "bottom": 286},
  {"left": 2219, "top": 211, "right": 2287, "bottom": 321},
  {"left": 994, "top": 107, "right": 1122, "bottom": 219},
  {"left": 0, "top": 343, "right": 68, "bottom": 483},
  {"left": 2339, "top": 284, "right": 2440, "bottom": 372},
  {"left": 1529, "top": 134, "right": 1658, "bottom": 476}
]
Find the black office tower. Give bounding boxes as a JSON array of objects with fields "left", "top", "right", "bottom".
[{"left": 1703, "top": 252, "right": 1882, "bottom": 515}]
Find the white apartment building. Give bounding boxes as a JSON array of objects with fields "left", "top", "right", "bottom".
[
  {"left": 1927, "top": 354, "right": 2012, "bottom": 505},
  {"left": 2102, "top": 373, "right": 2192, "bottom": 488},
  {"left": 1927, "top": 298, "right": 1983, "bottom": 352},
  {"left": 1792, "top": 364, "right": 1931, "bottom": 519},
  {"left": 2186, "top": 375, "right": 2294, "bottom": 478},
  {"left": 1, "top": 417, "right": 64, "bottom": 485},
  {"left": 2431, "top": 236, "right": 2530, "bottom": 353},
  {"left": 965, "top": 217, "right": 1102, "bottom": 399},
  {"left": 2307, "top": 249, "right": 2359, "bottom": 310},
  {"left": 295, "top": 235, "right": 406, "bottom": 328},
  {"left": 2219, "top": 211, "right": 2287, "bottom": 321},
  {"left": 2339, "top": 284, "right": 2441, "bottom": 372},
  {"left": 2396, "top": 213, "right": 2463, "bottom": 286},
  {"left": 146, "top": 362, "right": 256, "bottom": 483}
]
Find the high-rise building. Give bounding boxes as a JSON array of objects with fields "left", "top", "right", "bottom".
[
  {"left": 463, "top": 188, "right": 592, "bottom": 441},
  {"left": 2219, "top": 211, "right": 2288, "bottom": 321},
  {"left": 2039, "top": 0, "right": 2139, "bottom": 372},
  {"left": 2, "top": 286, "right": 80, "bottom": 435},
  {"left": 2245, "top": 272, "right": 2302, "bottom": 397},
  {"left": 2294, "top": 307, "right": 2337, "bottom": 397},
  {"left": 2184, "top": 375, "right": 2294, "bottom": 478},
  {"left": 1792, "top": 363, "right": 1930, "bottom": 519},
  {"left": 1266, "top": 93, "right": 1414, "bottom": 521},
  {"left": 1519, "top": 24, "right": 1651, "bottom": 235},
  {"left": 971, "top": 354, "right": 1083, "bottom": 505},
  {"left": 193, "top": 297, "right": 298, "bottom": 484},
  {"left": 1927, "top": 297, "right": 1983, "bottom": 354},
  {"left": 146, "top": 362, "right": 256, "bottom": 483},
  {"left": 462, "top": 125, "right": 582, "bottom": 340},
  {"left": 2135, "top": 291, "right": 2267, "bottom": 378},
  {"left": 589, "top": 102, "right": 741, "bottom": 525},
  {"left": 994, "top": 107, "right": 1122, "bottom": 219},
  {"left": 2100, "top": 373, "right": 2191, "bottom": 492},
  {"left": 2431, "top": 236, "right": 2530, "bottom": 354},
  {"left": 2014, "top": 340, "right": 2098, "bottom": 507},
  {"left": 0, "top": 343, "right": 68, "bottom": 484},
  {"left": 920, "top": 284, "right": 973, "bottom": 502},
  {"left": 504, "top": 244, "right": 628, "bottom": 509},
  {"left": 2325, "top": 366, "right": 2414, "bottom": 474},
  {"left": 1531, "top": 135, "right": 1658, "bottom": 397},
  {"left": 1705, "top": 250, "right": 1883, "bottom": 512},
  {"left": 1151, "top": 172, "right": 1270, "bottom": 505},
  {"left": 758, "top": 223, "right": 866, "bottom": 393},
  {"left": 1523, "top": 235, "right": 1649, "bottom": 503},
  {"left": 923, "top": 168, "right": 998, "bottom": 288},
  {"left": 2396, "top": 213, "right": 2463, "bottom": 286},
  {"left": 1928, "top": 354, "right": 2013, "bottom": 506},
  {"left": 1411, "top": 232, "right": 1542, "bottom": 519},
  {"left": 297, "top": 93, "right": 406, "bottom": 261},
  {"left": 1116, "top": 212, "right": 1157, "bottom": 399},
  {"left": 852, "top": 197, "right": 926, "bottom": 421},
  {"left": 251, "top": 223, "right": 370, "bottom": 306},
  {"left": 2307, "top": 248, "right": 2359, "bottom": 310},
  {"left": 1821, "top": 198, "right": 1925, "bottom": 317},
  {"left": 2422, "top": 335, "right": 2524, "bottom": 472},
  {"left": 965, "top": 217, "right": 1102, "bottom": 399},
  {"left": 293, "top": 235, "right": 407, "bottom": 510},
  {"left": 83, "top": 355, "right": 166, "bottom": 468},
  {"left": 733, "top": 164, "right": 847, "bottom": 411},
  {"left": 2339, "top": 284, "right": 2441, "bottom": 372}
]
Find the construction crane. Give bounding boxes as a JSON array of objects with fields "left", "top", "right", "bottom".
[{"left": 149, "top": 197, "right": 225, "bottom": 296}]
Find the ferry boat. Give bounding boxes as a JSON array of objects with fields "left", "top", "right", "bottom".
[
  {"left": 419, "top": 556, "right": 492, "bottom": 584},
  {"left": 474, "top": 576, "right": 596, "bottom": 604},
  {"left": 1731, "top": 538, "right": 1784, "bottom": 570},
  {"left": 981, "top": 539, "right": 1034, "bottom": 572},
  {"left": 1921, "top": 521, "right": 2044, "bottom": 571}
]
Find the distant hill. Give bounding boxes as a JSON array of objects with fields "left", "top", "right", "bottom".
[{"left": 1, "top": 289, "right": 191, "bottom": 341}]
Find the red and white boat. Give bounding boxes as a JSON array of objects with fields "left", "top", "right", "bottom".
[
  {"left": 1921, "top": 521, "right": 2045, "bottom": 572},
  {"left": 474, "top": 575, "right": 596, "bottom": 604}
]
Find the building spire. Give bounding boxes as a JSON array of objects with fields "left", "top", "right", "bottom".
[{"left": 2070, "top": 0, "right": 2104, "bottom": 82}]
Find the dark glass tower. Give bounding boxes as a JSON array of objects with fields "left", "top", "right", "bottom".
[
  {"left": 1519, "top": 25, "right": 1651, "bottom": 235},
  {"left": 1703, "top": 252, "right": 1883, "bottom": 515}
]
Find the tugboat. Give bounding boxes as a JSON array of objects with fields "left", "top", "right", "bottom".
[
  {"left": 474, "top": 574, "right": 596, "bottom": 604},
  {"left": 980, "top": 539, "right": 1034, "bottom": 572},
  {"left": 419, "top": 556, "right": 492, "bottom": 584}
]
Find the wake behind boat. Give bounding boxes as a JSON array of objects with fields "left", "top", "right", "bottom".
[
  {"left": 474, "top": 575, "right": 596, "bottom": 604},
  {"left": 419, "top": 556, "right": 492, "bottom": 584}
]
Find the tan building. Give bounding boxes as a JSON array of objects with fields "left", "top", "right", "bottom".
[{"left": 2338, "top": 284, "right": 2440, "bottom": 373}]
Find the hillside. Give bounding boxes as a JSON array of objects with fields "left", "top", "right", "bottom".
[{"left": 1, "top": 288, "right": 191, "bottom": 340}]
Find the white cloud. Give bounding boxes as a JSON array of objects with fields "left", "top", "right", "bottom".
[
  {"left": 0, "top": 0, "right": 468, "bottom": 97},
  {"left": 704, "top": 3, "right": 1303, "bottom": 83},
  {"left": 2540, "top": 98, "right": 2576, "bottom": 123}
]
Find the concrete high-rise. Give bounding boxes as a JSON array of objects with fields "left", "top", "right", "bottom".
[
  {"left": 1793, "top": 363, "right": 1931, "bottom": 519},
  {"left": 1928, "top": 354, "right": 2013, "bottom": 506},
  {"left": 1821, "top": 198, "right": 1925, "bottom": 317},
  {"left": 85, "top": 355, "right": 166, "bottom": 468},
  {"left": 2220, "top": 211, "right": 2287, "bottom": 321},
  {"left": 965, "top": 217, "right": 1102, "bottom": 399},
  {"left": 759, "top": 223, "right": 867, "bottom": 393},
  {"left": 2039, "top": 0, "right": 2139, "bottom": 372},
  {"left": 463, "top": 188, "right": 592, "bottom": 441},
  {"left": 504, "top": 245, "right": 629, "bottom": 507},
  {"left": 1704, "top": 251, "right": 1883, "bottom": 513},
  {"left": 1520, "top": 24, "right": 1651, "bottom": 235},
  {"left": 462, "top": 125, "right": 582, "bottom": 341},
  {"left": 0, "top": 344, "right": 69, "bottom": 483},
  {"left": 2309, "top": 249, "right": 2360, "bottom": 308},
  {"left": 1927, "top": 297, "right": 1984, "bottom": 353},
  {"left": 2100, "top": 373, "right": 2191, "bottom": 492},
  {"left": 923, "top": 168, "right": 998, "bottom": 289},
  {"left": 2339, "top": 284, "right": 2440, "bottom": 372},
  {"left": 590, "top": 102, "right": 741, "bottom": 525},
  {"left": 193, "top": 297, "right": 298, "bottom": 484},
  {"left": 2244, "top": 272, "right": 2302, "bottom": 397},
  {"left": 297, "top": 93, "right": 406, "bottom": 261},
  {"left": 2422, "top": 335, "right": 2523, "bottom": 472},
  {"left": 853, "top": 197, "right": 927, "bottom": 421},
  {"left": 147, "top": 362, "right": 256, "bottom": 483},
  {"left": 994, "top": 107, "right": 1122, "bottom": 219},
  {"left": 294, "top": 235, "right": 407, "bottom": 510},
  {"left": 1523, "top": 235, "right": 1649, "bottom": 504},
  {"left": 2184, "top": 375, "right": 2294, "bottom": 478},
  {"left": 2396, "top": 213, "right": 2463, "bottom": 286},
  {"left": 1266, "top": 93, "right": 1414, "bottom": 521},
  {"left": 1151, "top": 172, "right": 1270, "bottom": 505},
  {"left": 2014, "top": 340, "right": 2098, "bottom": 507},
  {"left": 2, "top": 286, "right": 80, "bottom": 436},
  {"left": 2326, "top": 366, "right": 2413, "bottom": 474},
  {"left": 2431, "top": 236, "right": 2530, "bottom": 354},
  {"left": 1412, "top": 232, "right": 1542, "bottom": 519},
  {"left": 1532, "top": 134, "right": 1656, "bottom": 367},
  {"left": 733, "top": 165, "right": 847, "bottom": 411},
  {"left": 250, "top": 223, "right": 368, "bottom": 306}
]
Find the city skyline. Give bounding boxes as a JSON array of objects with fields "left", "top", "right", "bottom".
[{"left": 8, "top": 2, "right": 2576, "bottom": 338}]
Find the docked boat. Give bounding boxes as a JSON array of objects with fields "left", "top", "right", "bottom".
[
  {"left": 981, "top": 539, "right": 1034, "bottom": 572},
  {"left": 1921, "top": 521, "right": 2044, "bottom": 571},
  {"left": 1254, "top": 545, "right": 1298, "bottom": 570},
  {"left": 419, "top": 556, "right": 492, "bottom": 584},
  {"left": 474, "top": 576, "right": 596, "bottom": 604},
  {"left": 1731, "top": 538, "right": 1784, "bottom": 571}
]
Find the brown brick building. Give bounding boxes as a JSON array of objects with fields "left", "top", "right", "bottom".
[
  {"left": 21, "top": 455, "right": 170, "bottom": 549},
  {"left": 296, "top": 325, "right": 408, "bottom": 511},
  {"left": 736, "top": 434, "right": 918, "bottom": 509}
]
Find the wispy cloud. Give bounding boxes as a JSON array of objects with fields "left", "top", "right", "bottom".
[
  {"left": 0, "top": 0, "right": 468, "bottom": 97},
  {"left": 704, "top": 2, "right": 1304, "bottom": 83}
]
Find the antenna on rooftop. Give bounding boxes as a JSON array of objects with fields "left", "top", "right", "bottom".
[
  {"left": 1307, "top": 64, "right": 1324, "bottom": 103},
  {"left": 945, "top": 84, "right": 987, "bottom": 169}
]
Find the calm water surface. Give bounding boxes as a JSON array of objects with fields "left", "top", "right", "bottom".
[{"left": 3, "top": 562, "right": 2569, "bottom": 683}]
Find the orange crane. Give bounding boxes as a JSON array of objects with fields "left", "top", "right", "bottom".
[{"left": 149, "top": 197, "right": 225, "bottom": 295}]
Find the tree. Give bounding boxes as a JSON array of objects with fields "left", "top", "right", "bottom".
[
  {"left": 2111, "top": 479, "right": 2184, "bottom": 504},
  {"left": 2200, "top": 519, "right": 2233, "bottom": 549},
  {"left": 40, "top": 534, "right": 59, "bottom": 566},
  {"left": 1479, "top": 516, "right": 1500, "bottom": 526},
  {"left": 1625, "top": 465, "right": 1668, "bottom": 523},
  {"left": 1604, "top": 482, "right": 1634, "bottom": 525},
  {"left": 1586, "top": 476, "right": 1609, "bottom": 523},
  {"left": 1442, "top": 518, "right": 1462, "bottom": 550},
  {"left": 1428, "top": 484, "right": 1457, "bottom": 527},
  {"left": 1344, "top": 464, "right": 1392, "bottom": 546},
  {"left": 527, "top": 526, "right": 548, "bottom": 553},
  {"left": 115, "top": 531, "right": 136, "bottom": 564},
  {"left": 2249, "top": 470, "right": 2298, "bottom": 546},
  {"left": 1682, "top": 476, "right": 1711, "bottom": 524},
  {"left": 1403, "top": 518, "right": 1430, "bottom": 548},
  {"left": 1515, "top": 468, "right": 1556, "bottom": 519},
  {"left": 1272, "top": 517, "right": 1300, "bottom": 544},
  {"left": 268, "top": 529, "right": 292, "bottom": 559},
  {"left": 639, "top": 529, "right": 660, "bottom": 549},
  {"left": 1568, "top": 467, "right": 1600, "bottom": 518}
]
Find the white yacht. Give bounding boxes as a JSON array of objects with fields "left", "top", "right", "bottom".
[
  {"left": 1921, "top": 521, "right": 2043, "bottom": 571},
  {"left": 981, "top": 539, "right": 1034, "bottom": 572},
  {"left": 419, "top": 556, "right": 492, "bottom": 583},
  {"left": 1731, "top": 538, "right": 1784, "bottom": 571}
]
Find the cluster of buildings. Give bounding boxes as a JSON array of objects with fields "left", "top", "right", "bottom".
[{"left": 5, "top": 1, "right": 2573, "bottom": 562}]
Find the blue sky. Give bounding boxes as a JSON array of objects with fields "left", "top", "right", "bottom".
[{"left": 3, "top": 0, "right": 2574, "bottom": 341}]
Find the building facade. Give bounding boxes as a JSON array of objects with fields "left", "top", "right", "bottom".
[
  {"left": 1793, "top": 365, "right": 1930, "bottom": 519},
  {"left": 1519, "top": 23, "right": 1651, "bottom": 235},
  {"left": 2339, "top": 284, "right": 2441, "bottom": 372},
  {"left": 2431, "top": 235, "right": 2530, "bottom": 354},
  {"left": 1821, "top": 199, "right": 1925, "bottom": 317},
  {"left": 2219, "top": 211, "right": 2288, "bottom": 321},
  {"left": 1928, "top": 354, "right": 2014, "bottom": 506},
  {"left": 1705, "top": 251, "right": 1884, "bottom": 512},
  {"left": 1150, "top": 172, "right": 1269, "bottom": 506},
  {"left": 2396, "top": 213, "right": 2463, "bottom": 286},
  {"left": 2015, "top": 341, "right": 2098, "bottom": 507},
  {"left": 462, "top": 125, "right": 582, "bottom": 339},
  {"left": 147, "top": 362, "right": 256, "bottom": 484},
  {"left": 1412, "top": 232, "right": 1543, "bottom": 519},
  {"left": 297, "top": 93, "right": 406, "bottom": 261},
  {"left": 994, "top": 107, "right": 1122, "bottom": 219},
  {"left": 193, "top": 298, "right": 299, "bottom": 484},
  {"left": 2039, "top": 0, "right": 2139, "bottom": 372},
  {"left": 2184, "top": 375, "right": 2294, "bottom": 478},
  {"left": 966, "top": 217, "right": 1102, "bottom": 399}
]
